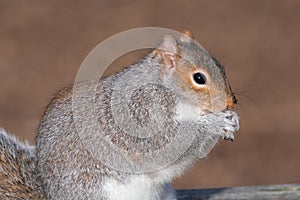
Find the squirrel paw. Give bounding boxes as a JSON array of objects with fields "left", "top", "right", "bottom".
[{"left": 222, "top": 110, "right": 240, "bottom": 141}]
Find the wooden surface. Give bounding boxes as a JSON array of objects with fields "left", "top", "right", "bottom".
[{"left": 176, "top": 184, "right": 300, "bottom": 200}]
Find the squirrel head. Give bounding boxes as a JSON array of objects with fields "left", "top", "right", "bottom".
[{"left": 154, "top": 30, "right": 237, "bottom": 114}]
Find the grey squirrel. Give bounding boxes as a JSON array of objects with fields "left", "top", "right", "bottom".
[{"left": 0, "top": 30, "right": 239, "bottom": 200}]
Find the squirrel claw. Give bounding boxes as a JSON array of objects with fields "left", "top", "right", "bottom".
[{"left": 222, "top": 132, "right": 235, "bottom": 142}]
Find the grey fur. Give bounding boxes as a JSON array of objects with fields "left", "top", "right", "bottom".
[
  {"left": 0, "top": 129, "right": 44, "bottom": 199},
  {"left": 0, "top": 33, "right": 239, "bottom": 199},
  {"left": 36, "top": 35, "right": 239, "bottom": 199}
]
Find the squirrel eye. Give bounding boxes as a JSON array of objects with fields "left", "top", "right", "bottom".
[{"left": 193, "top": 72, "right": 206, "bottom": 85}]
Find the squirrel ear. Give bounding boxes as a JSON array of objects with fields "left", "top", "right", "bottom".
[
  {"left": 159, "top": 35, "right": 178, "bottom": 70},
  {"left": 180, "top": 30, "right": 194, "bottom": 43}
]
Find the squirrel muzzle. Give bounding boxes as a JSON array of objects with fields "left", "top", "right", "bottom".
[{"left": 226, "top": 95, "right": 237, "bottom": 110}]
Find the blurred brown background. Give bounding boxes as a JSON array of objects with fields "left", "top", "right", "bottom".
[{"left": 0, "top": 0, "right": 299, "bottom": 189}]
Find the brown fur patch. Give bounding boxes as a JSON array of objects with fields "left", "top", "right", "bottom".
[
  {"left": 181, "top": 30, "right": 194, "bottom": 39},
  {"left": 0, "top": 145, "right": 44, "bottom": 199},
  {"left": 226, "top": 96, "right": 236, "bottom": 110}
]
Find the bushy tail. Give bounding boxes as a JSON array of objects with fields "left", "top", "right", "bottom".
[{"left": 0, "top": 129, "right": 44, "bottom": 199}]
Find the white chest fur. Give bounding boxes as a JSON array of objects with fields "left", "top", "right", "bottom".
[
  {"left": 102, "top": 175, "right": 176, "bottom": 200},
  {"left": 174, "top": 102, "right": 203, "bottom": 122}
]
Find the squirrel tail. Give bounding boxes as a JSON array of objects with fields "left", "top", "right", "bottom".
[{"left": 0, "top": 128, "right": 44, "bottom": 199}]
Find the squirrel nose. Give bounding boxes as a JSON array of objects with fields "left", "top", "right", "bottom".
[{"left": 226, "top": 95, "right": 237, "bottom": 110}]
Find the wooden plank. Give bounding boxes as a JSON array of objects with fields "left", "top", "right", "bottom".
[{"left": 176, "top": 184, "right": 300, "bottom": 200}]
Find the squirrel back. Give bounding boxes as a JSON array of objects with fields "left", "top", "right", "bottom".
[{"left": 0, "top": 129, "right": 44, "bottom": 199}]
